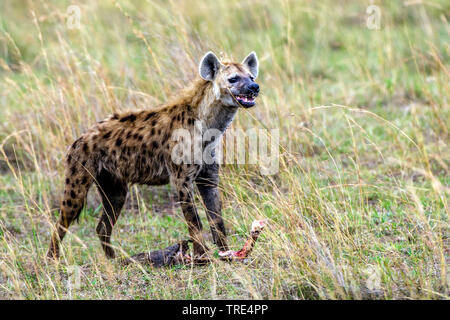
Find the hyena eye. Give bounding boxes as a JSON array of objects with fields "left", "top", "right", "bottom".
[{"left": 228, "top": 76, "right": 239, "bottom": 83}]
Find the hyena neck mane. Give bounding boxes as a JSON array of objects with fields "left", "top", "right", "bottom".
[{"left": 169, "top": 78, "right": 238, "bottom": 133}]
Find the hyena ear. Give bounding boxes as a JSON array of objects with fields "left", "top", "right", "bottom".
[
  {"left": 242, "top": 51, "right": 259, "bottom": 78},
  {"left": 199, "top": 51, "right": 221, "bottom": 81}
]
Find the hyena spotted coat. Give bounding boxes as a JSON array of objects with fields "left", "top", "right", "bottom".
[{"left": 48, "top": 51, "right": 260, "bottom": 259}]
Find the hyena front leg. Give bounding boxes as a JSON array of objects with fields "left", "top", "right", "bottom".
[
  {"left": 95, "top": 169, "right": 128, "bottom": 259},
  {"left": 170, "top": 164, "right": 209, "bottom": 257},
  {"left": 196, "top": 163, "right": 229, "bottom": 251}
]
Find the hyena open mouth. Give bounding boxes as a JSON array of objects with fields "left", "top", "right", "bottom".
[{"left": 235, "top": 94, "right": 257, "bottom": 108}]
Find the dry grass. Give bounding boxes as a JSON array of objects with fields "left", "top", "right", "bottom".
[{"left": 0, "top": 0, "right": 448, "bottom": 299}]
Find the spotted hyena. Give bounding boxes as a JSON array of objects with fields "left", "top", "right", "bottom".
[{"left": 48, "top": 51, "right": 260, "bottom": 260}]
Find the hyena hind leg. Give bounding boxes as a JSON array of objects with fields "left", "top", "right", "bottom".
[
  {"left": 95, "top": 169, "right": 128, "bottom": 259},
  {"left": 47, "top": 170, "right": 93, "bottom": 260}
]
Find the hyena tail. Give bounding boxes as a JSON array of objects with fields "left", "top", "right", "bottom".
[{"left": 47, "top": 153, "right": 96, "bottom": 260}]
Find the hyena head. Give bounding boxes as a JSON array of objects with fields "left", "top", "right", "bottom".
[{"left": 199, "top": 51, "right": 260, "bottom": 108}]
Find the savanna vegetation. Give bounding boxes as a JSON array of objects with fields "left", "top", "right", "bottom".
[{"left": 0, "top": 0, "right": 448, "bottom": 299}]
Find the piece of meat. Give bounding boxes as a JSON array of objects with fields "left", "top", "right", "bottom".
[{"left": 218, "top": 219, "right": 267, "bottom": 260}]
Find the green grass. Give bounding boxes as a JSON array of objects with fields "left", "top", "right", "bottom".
[{"left": 0, "top": 0, "right": 448, "bottom": 299}]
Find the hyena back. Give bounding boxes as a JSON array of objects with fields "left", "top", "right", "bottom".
[{"left": 48, "top": 51, "right": 260, "bottom": 260}]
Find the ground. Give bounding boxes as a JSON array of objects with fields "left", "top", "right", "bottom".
[{"left": 0, "top": 0, "right": 448, "bottom": 299}]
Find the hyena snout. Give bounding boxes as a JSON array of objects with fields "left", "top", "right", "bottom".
[{"left": 247, "top": 82, "right": 260, "bottom": 94}]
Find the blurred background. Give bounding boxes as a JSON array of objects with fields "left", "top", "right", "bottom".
[{"left": 0, "top": 0, "right": 448, "bottom": 299}]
